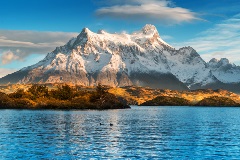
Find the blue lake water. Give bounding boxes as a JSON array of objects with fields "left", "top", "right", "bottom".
[{"left": 1, "top": 106, "right": 240, "bottom": 159}]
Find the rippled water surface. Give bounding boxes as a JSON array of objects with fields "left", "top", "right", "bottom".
[{"left": 1, "top": 106, "right": 240, "bottom": 159}]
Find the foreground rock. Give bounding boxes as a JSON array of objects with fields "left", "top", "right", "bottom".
[
  {"left": 140, "top": 96, "right": 191, "bottom": 106},
  {"left": 195, "top": 96, "right": 239, "bottom": 107}
]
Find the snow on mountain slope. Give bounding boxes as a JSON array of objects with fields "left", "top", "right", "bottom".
[
  {"left": 2, "top": 24, "right": 188, "bottom": 90},
  {"left": 208, "top": 58, "right": 240, "bottom": 83},
  {"left": 165, "top": 47, "right": 216, "bottom": 87},
  {"left": 46, "top": 24, "right": 171, "bottom": 75},
  {"left": 0, "top": 24, "right": 233, "bottom": 91}
]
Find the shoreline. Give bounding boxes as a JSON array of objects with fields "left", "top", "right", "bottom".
[
  {"left": 0, "top": 107, "right": 131, "bottom": 111},
  {"left": 1, "top": 105, "right": 240, "bottom": 111}
]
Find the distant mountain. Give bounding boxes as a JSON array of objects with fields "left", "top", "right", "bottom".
[
  {"left": 207, "top": 58, "right": 240, "bottom": 83},
  {"left": 0, "top": 24, "right": 240, "bottom": 92}
]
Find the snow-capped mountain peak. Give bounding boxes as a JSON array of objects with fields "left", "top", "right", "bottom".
[
  {"left": 97, "top": 29, "right": 106, "bottom": 34},
  {"left": 208, "top": 58, "right": 235, "bottom": 68},
  {"left": 208, "top": 58, "right": 240, "bottom": 83},
  {"left": 141, "top": 24, "right": 159, "bottom": 35},
  {"left": 1, "top": 24, "right": 240, "bottom": 92},
  {"left": 209, "top": 58, "right": 218, "bottom": 64}
]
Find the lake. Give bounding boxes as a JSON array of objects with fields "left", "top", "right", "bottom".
[{"left": 1, "top": 106, "right": 240, "bottom": 159}]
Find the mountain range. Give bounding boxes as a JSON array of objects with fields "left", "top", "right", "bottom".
[{"left": 1, "top": 24, "right": 240, "bottom": 92}]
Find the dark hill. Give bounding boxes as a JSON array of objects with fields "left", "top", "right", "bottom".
[
  {"left": 195, "top": 96, "right": 239, "bottom": 107},
  {"left": 140, "top": 96, "right": 191, "bottom": 106}
]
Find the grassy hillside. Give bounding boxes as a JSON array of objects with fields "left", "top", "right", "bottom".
[
  {"left": 140, "top": 96, "right": 191, "bottom": 106},
  {"left": 195, "top": 96, "right": 239, "bottom": 107},
  {"left": 109, "top": 86, "right": 240, "bottom": 105}
]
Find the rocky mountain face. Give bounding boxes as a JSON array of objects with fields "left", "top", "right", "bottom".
[{"left": 0, "top": 24, "right": 240, "bottom": 92}]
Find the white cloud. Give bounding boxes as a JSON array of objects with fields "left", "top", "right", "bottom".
[
  {"left": 96, "top": 0, "right": 201, "bottom": 24},
  {"left": 0, "top": 51, "right": 21, "bottom": 64},
  {"left": 0, "top": 30, "right": 78, "bottom": 64},
  {"left": 0, "top": 68, "right": 16, "bottom": 78},
  {"left": 176, "top": 14, "right": 240, "bottom": 65},
  {"left": 161, "top": 35, "right": 173, "bottom": 40}
]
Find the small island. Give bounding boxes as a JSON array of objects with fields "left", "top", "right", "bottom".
[{"left": 0, "top": 84, "right": 130, "bottom": 110}]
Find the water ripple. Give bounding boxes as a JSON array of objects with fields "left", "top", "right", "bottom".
[{"left": 1, "top": 106, "right": 240, "bottom": 159}]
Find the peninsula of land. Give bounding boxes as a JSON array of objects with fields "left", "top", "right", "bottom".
[{"left": 0, "top": 84, "right": 130, "bottom": 110}]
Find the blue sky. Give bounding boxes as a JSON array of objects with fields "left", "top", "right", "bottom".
[{"left": 0, "top": 0, "right": 240, "bottom": 77}]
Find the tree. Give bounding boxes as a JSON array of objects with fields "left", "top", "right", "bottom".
[
  {"left": 9, "top": 89, "right": 25, "bottom": 99},
  {"left": 89, "top": 83, "right": 110, "bottom": 107},
  {"left": 51, "top": 84, "right": 73, "bottom": 100},
  {"left": 0, "top": 92, "right": 13, "bottom": 107},
  {"left": 96, "top": 83, "right": 108, "bottom": 96},
  {"left": 28, "top": 84, "right": 49, "bottom": 99}
]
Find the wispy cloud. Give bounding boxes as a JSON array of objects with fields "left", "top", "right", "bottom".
[
  {"left": 161, "top": 35, "right": 173, "bottom": 40},
  {"left": 96, "top": 0, "right": 201, "bottom": 25},
  {"left": 176, "top": 14, "right": 240, "bottom": 65},
  {"left": 0, "top": 30, "right": 78, "bottom": 64},
  {"left": 1, "top": 50, "right": 21, "bottom": 64}
]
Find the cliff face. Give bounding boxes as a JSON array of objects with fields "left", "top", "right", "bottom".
[{"left": 1, "top": 24, "right": 240, "bottom": 92}]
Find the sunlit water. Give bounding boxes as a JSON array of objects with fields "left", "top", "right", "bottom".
[{"left": 1, "top": 106, "right": 240, "bottom": 159}]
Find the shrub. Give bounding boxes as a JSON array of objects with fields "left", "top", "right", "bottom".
[
  {"left": 9, "top": 89, "right": 25, "bottom": 99},
  {"left": 27, "top": 84, "right": 49, "bottom": 99},
  {"left": 0, "top": 92, "right": 14, "bottom": 108},
  {"left": 140, "top": 96, "right": 191, "bottom": 106},
  {"left": 50, "top": 84, "right": 74, "bottom": 100},
  {"left": 195, "top": 96, "right": 239, "bottom": 107}
]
